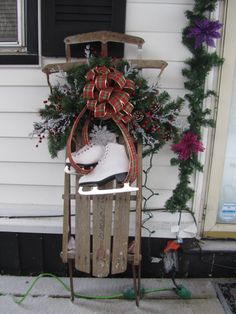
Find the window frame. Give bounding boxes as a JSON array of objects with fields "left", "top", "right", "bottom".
[
  {"left": 203, "top": 0, "right": 236, "bottom": 238},
  {"left": 0, "top": 0, "right": 24, "bottom": 48},
  {"left": 0, "top": 0, "right": 39, "bottom": 65}
]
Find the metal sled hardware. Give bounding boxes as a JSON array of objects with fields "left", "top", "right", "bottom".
[
  {"left": 64, "top": 165, "right": 93, "bottom": 175},
  {"left": 64, "top": 165, "right": 76, "bottom": 175},
  {"left": 78, "top": 182, "right": 139, "bottom": 195}
]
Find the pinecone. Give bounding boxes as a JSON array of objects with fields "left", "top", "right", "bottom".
[
  {"left": 150, "top": 102, "right": 161, "bottom": 113},
  {"left": 133, "top": 110, "right": 144, "bottom": 123}
]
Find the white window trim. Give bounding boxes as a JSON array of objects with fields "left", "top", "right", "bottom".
[
  {"left": 203, "top": 0, "right": 236, "bottom": 237},
  {"left": 189, "top": 1, "right": 225, "bottom": 236}
]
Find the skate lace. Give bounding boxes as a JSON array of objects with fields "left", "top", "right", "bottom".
[
  {"left": 75, "top": 142, "right": 94, "bottom": 156},
  {"left": 97, "top": 145, "right": 109, "bottom": 165}
]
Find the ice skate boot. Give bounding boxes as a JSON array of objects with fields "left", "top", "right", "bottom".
[
  {"left": 64, "top": 143, "right": 105, "bottom": 174},
  {"left": 78, "top": 143, "right": 139, "bottom": 195},
  {"left": 64, "top": 125, "right": 117, "bottom": 174}
]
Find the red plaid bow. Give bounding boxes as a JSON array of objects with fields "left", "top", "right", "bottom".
[
  {"left": 83, "top": 66, "right": 135, "bottom": 124},
  {"left": 66, "top": 66, "right": 138, "bottom": 183}
]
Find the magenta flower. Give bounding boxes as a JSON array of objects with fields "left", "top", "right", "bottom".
[
  {"left": 171, "top": 131, "right": 204, "bottom": 160},
  {"left": 186, "top": 18, "right": 222, "bottom": 48}
]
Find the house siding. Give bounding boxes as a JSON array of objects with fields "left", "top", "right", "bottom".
[{"left": 0, "top": 0, "right": 195, "bottom": 229}]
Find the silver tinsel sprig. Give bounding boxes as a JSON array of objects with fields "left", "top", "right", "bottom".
[
  {"left": 31, "top": 113, "right": 73, "bottom": 138},
  {"left": 130, "top": 121, "right": 157, "bottom": 147}
]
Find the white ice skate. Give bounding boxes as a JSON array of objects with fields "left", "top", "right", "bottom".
[
  {"left": 64, "top": 125, "right": 117, "bottom": 175},
  {"left": 78, "top": 143, "right": 139, "bottom": 195},
  {"left": 64, "top": 143, "right": 105, "bottom": 174}
]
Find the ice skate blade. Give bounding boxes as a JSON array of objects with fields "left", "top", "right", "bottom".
[{"left": 78, "top": 183, "right": 139, "bottom": 195}]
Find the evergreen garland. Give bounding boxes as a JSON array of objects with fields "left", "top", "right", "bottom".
[
  {"left": 33, "top": 57, "right": 183, "bottom": 158},
  {"left": 165, "top": 0, "right": 224, "bottom": 213}
]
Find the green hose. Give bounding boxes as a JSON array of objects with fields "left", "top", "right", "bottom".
[{"left": 0, "top": 272, "right": 191, "bottom": 304}]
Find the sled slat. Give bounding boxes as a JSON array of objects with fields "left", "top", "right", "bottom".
[
  {"left": 112, "top": 190, "right": 130, "bottom": 274},
  {"left": 62, "top": 173, "right": 70, "bottom": 263},
  {"left": 134, "top": 144, "right": 143, "bottom": 265},
  {"left": 92, "top": 182, "right": 113, "bottom": 277},
  {"left": 75, "top": 179, "right": 91, "bottom": 273}
]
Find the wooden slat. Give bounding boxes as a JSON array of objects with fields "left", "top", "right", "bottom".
[
  {"left": 111, "top": 190, "right": 130, "bottom": 274},
  {"left": 64, "top": 31, "right": 145, "bottom": 46},
  {"left": 42, "top": 59, "right": 166, "bottom": 76},
  {"left": 42, "top": 61, "right": 87, "bottom": 90},
  {"left": 64, "top": 31, "right": 145, "bottom": 62},
  {"left": 42, "top": 60, "right": 86, "bottom": 75},
  {"left": 130, "top": 59, "right": 168, "bottom": 70},
  {"left": 92, "top": 182, "right": 113, "bottom": 277},
  {"left": 64, "top": 251, "right": 138, "bottom": 264},
  {"left": 134, "top": 144, "right": 143, "bottom": 265},
  {"left": 130, "top": 59, "right": 168, "bottom": 77},
  {"left": 75, "top": 178, "right": 91, "bottom": 273},
  {"left": 42, "top": 58, "right": 168, "bottom": 91},
  {"left": 61, "top": 172, "right": 71, "bottom": 263}
]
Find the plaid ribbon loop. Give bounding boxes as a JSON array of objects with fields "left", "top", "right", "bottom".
[
  {"left": 67, "top": 66, "right": 138, "bottom": 183},
  {"left": 83, "top": 66, "right": 135, "bottom": 123}
]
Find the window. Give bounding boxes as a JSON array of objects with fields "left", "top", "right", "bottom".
[
  {"left": 204, "top": 0, "right": 236, "bottom": 237},
  {"left": 0, "top": 0, "right": 39, "bottom": 65},
  {"left": 0, "top": 0, "right": 23, "bottom": 46},
  {"left": 41, "top": 0, "right": 127, "bottom": 58}
]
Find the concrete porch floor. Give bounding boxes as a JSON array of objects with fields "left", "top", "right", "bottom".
[{"left": 0, "top": 276, "right": 226, "bottom": 314}]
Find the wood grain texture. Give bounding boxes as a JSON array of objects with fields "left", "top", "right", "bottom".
[
  {"left": 134, "top": 144, "right": 143, "bottom": 265},
  {"left": 75, "top": 178, "right": 91, "bottom": 273},
  {"left": 64, "top": 30, "right": 145, "bottom": 46},
  {"left": 61, "top": 172, "right": 71, "bottom": 263},
  {"left": 112, "top": 190, "right": 130, "bottom": 274},
  {"left": 92, "top": 182, "right": 113, "bottom": 277}
]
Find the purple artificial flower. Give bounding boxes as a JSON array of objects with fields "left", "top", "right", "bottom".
[
  {"left": 171, "top": 131, "right": 204, "bottom": 161},
  {"left": 186, "top": 18, "right": 222, "bottom": 48}
]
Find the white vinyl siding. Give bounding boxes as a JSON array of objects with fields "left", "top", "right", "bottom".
[
  {"left": 0, "top": 0, "right": 196, "bottom": 232},
  {"left": 125, "top": 0, "right": 193, "bottom": 211}
]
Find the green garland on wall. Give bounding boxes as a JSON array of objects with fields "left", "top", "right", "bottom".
[{"left": 165, "top": 0, "right": 224, "bottom": 213}]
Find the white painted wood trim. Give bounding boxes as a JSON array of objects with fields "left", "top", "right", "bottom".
[
  {"left": 204, "top": 0, "right": 236, "bottom": 233},
  {"left": 0, "top": 211, "right": 197, "bottom": 237},
  {"left": 192, "top": 1, "right": 225, "bottom": 235}
]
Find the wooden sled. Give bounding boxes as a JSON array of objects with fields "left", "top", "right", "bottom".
[{"left": 42, "top": 31, "right": 168, "bottom": 306}]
